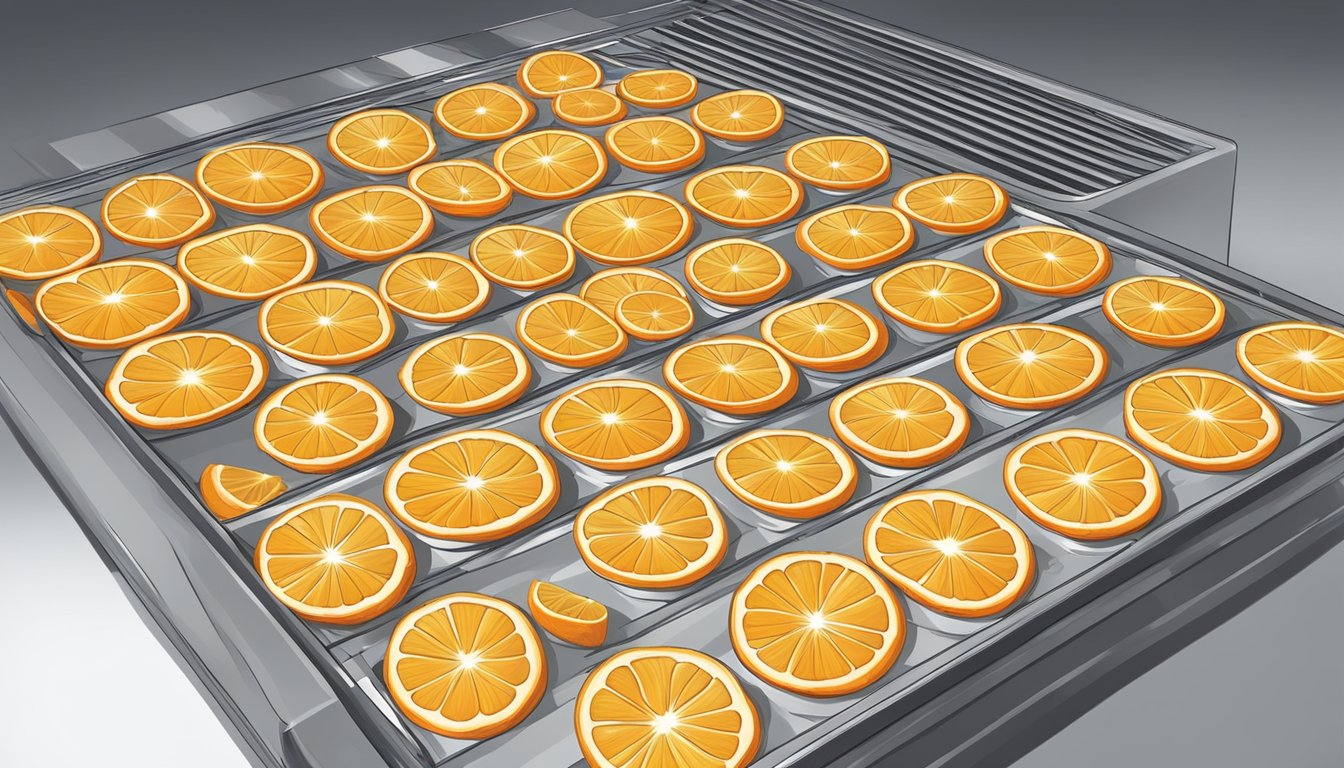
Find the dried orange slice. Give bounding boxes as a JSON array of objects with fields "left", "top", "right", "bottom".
[
  {"left": 829, "top": 377, "right": 969, "bottom": 468},
  {"left": 528, "top": 581, "right": 607, "bottom": 647},
  {"left": 399, "top": 332, "right": 530, "bottom": 416},
  {"left": 615, "top": 291, "right": 694, "bottom": 341},
  {"left": 101, "top": 174, "right": 215, "bottom": 248},
  {"left": 385, "top": 593, "right": 545, "bottom": 739},
  {"left": 760, "top": 297, "right": 888, "bottom": 372},
  {"left": 377, "top": 252, "right": 490, "bottom": 323},
  {"left": 575, "top": 477, "right": 726, "bottom": 588},
  {"left": 715, "top": 429, "right": 857, "bottom": 519},
  {"left": 433, "top": 82, "right": 534, "bottom": 141},
  {"left": 579, "top": 266, "right": 687, "bottom": 317},
  {"left": 604, "top": 116, "right": 705, "bottom": 173},
  {"left": 384, "top": 429, "right": 559, "bottom": 542},
  {"left": 691, "top": 89, "right": 784, "bottom": 142},
  {"left": 1103, "top": 276, "right": 1225, "bottom": 347},
  {"left": 1004, "top": 428, "right": 1161, "bottom": 540},
  {"left": 894, "top": 173, "right": 1009, "bottom": 234},
  {"left": 310, "top": 185, "right": 433, "bottom": 261},
  {"left": 258, "top": 280, "right": 393, "bottom": 365},
  {"left": 664, "top": 336, "right": 797, "bottom": 415},
  {"left": 177, "top": 224, "right": 317, "bottom": 300},
  {"left": 6, "top": 289, "right": 40, "bottom": 333},
  {"left": 563, "top": 190, "right": 693, "bottom": 265},
  {"left": 406, "top": 159, "right": 512, "bottom": 217},
  {"left": 616, "top": 69, "right": 699, "bottom": 108},
  {"left": 517, "top": 50, "right": 603, "bottom": 98},
  {"left": 1236, "top": 322, "right": 1344, "bottom": 404},
  {"left": 983, "top": 226, "right": 1111, "bottom": 296},
  {"left": 684, "top": 165, "right": 803, "bottom": 228},
  {"left": 784, "top": 135, "right": 891, "bottom": 191},
  {"left": 34, "top": 258, "right": 190, "bottom": 349},
  {"left": 0, "top": 205, "right": 101, "bottom": 280},
  {"left": 470, "top": 224, "right": 575, "bottom": 290},
  {"left": 541, "top": 379, "right": 689, "bottom": 471},
  {"left": 796, "top": 204, "right": 913, "bottom": 270},
  {"left": 195, "top": 142, "right": 324, "bottom": 214},
  {"left": 1124, "top": 368, "right": 1282, "bottom": 471},
  {"left": 955, "top": 323, "right": 1108, "bottom": 409},
  {"left": 255, "top": 494, "right": 414, "bottom": 624},
  {"left": 327, "top": 109, "right": 435, "bottom": 175},
  {"left": 516, "top": 293, "right": 627, "bottom": 367},
  {"left": 106, "top": 330, "right": 267, "bottom": 430},
  {"left": 730, "top": 551, "right": 903, "bottom": 696},
  {"left": 684, "top": 238, "right": 790, "bottom": 306},
  {"left": 493, "top": 129, "right": 607, "bottom": 200},
  {"left": 199, "top": 463, "right": 286, "bottom": 520},
  {"left": 871, "top": 260, "right": 1001, "bottom": 333},
  {"left": 552, "top": 88, "right": 627, "bottom": 126},
  {"left": 254, "top": 374, "right": 393, "bottom": 473}
]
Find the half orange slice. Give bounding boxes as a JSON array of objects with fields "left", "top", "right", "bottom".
[
  {"left": 664, "top": 335, "right": 797, "bottom": 415},
  {"left": 541, "top": 379, "right": 689, "bottom": 471},
  {"left": 784, "top": 135, "right": 891, "bottom": 191},
  {"left": 101, "top": 174, "right": 214, "bottom": 248},
  {"left": 1103, "top": 276, "right": 1225, "bottom": 347},
  {"left": 796, "top": 204, "right": 913, "bottom": 270},
  {"left": 327, "top": 109, "right": 435, "bottom": 175},
  {"left": 433, "top": 82, "right": 534, "bottom": 141},
  {"left": 195, "top": 142, "right": 324, "bottom": 214},
  {"left": 955, "top": 323, "right": 1108, "bottom": 409},
  {"left": 1124, "top": 368, "right": 1281, "bottom": 471},
  {"left": 563, "top": 190, "right": 693, "bottom": 265},
  {"left": 106, "top": 330, "right": 268, "bottom": 430},
  {"left": 616, "top": 69, "right": 699, "bottom": 108},
  {"left": 579, "top": 266, "right": 688, "bottom": 317},
  {"left": 604, "top": 116, "right": 705, "bottom": 173},
  {"left": 552, "top": 88, "right": 627, "bottom": 126},
  {"left": 258, "top": 280, "right": 393, "bottom": 365},
  {"left": 615, "top": 290, "right": 695, "bottom": 341},
  {"left": 516, "top": 293, "right": 627, "bottom": 367},
  {"left": 684, "top": 238, "right": 791, "bottom": 306},
  {"left": 199, "top": 463, "right": 286, "bottom": 520},
  {"left": 377, "top": 252, "right": 491, "bottom": 323},
  {"left": 528, "top": 581, "right": 608, "bottom": 647},
  {"left": 493, "top": 129, "right": 607, "bottom": 199},
  {"left": 0, "top": 205, "right": 101, "bottom": 280},
  {"left": 253, "top": 374, "right": 393, "bottom": 473},
  {"left": 829, "top": 377, "right": 969, "bottom": 468},
  {"left": 34, "top": 258, "right": 190, "bottom": 349},
  {"left": 983, "top": 226, "right": 1111, "bottom": 296},
  {"left": 894, "top": 173, "right": 1008, "bottom": 234},
  {"left": 1236, "top": 322, "right": 1344, "bottom": 404},
  {"left": 177, "top": 224, "right": 317, "bottom": 300},
  {"left": 406, "top": 159, "right": 512, "bottom": 217},
  {"left": 691, "top": 89, "right": 784, "bottom": 142},
  {"left": 684, "top": 164, "right": 803, "bottom": 228},
  {"left": 309, "top": 185, "right": 433, "bottom": 261},
  {"left": 470, "top": 224, "right": 575, "bottom": 290},
  {"left": 517, "top": 50, "right": 603, "bottom": 98},
  {"left": 760, "top": 297, "right": 888, "bottom": 372},
  {"left": 715, "top": 429, "right": 857, "bottom": 518},
  {"left": 872, "top": 260, "right": 1001, "bottom": 333},
  {"left": 399, "top": 332, "right": 530, "bottom": 416}
]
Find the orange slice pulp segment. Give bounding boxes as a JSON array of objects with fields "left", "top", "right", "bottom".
[
  {"left": 664, "top": 335, "right": 797, "bottom": 415},
  {"left": 258, "top": 280, "right": 393, "bottom": 365},
  {"left": 407, "top": 159, "right": 512, "bottom": 217},
  {"left": 715, "top": 429, "right": 857, "bottom": 518},
  {"left": 541, "top": 379, "right": 689, "bottom": 471},
  {"left": 253, "top": 374, "right": 393, "bottom": 473},
  {"left": 983, "top": 225, "right": 1111, "bottom": 296},
  {"left": 327, "top": 108, "right": 435, "bottom": 174},
  {"left": 604, "top": 116, "right": 705, "bottom": 173},
  {"left": 784, "top": 135, "right": 891, "bottom": 190},
  {"left": 894, "top": 173, "right": 1008, "bottom": 234},
  {"left": 199, "top": 463, "right": 286, "bottom": 520},
  {"left": 493, "top": 129, "right": 607, "bottom": 199},
  {"left": 760, "top": 297, "right": 888, "bottom": 372},
  {"left": 0, "top": 205, "right": 101, "bottom": 280},
  {"left": 434, "top": 82, "right": 534, "bottom": 140},
  {"left": 829, "top": 377, "right": 969, "bottom": 467},
  {"left": 684, "top": 237, "right": 791, "bottom": 306},
  {"left": 106, "top": 330, "right": 268, "bottom": 430},
  {"left": 195, "top": 142, "right": 324, "bottom": 214},
  {"left": 691, "top": 89, "right": 784, "bottom": 142},
  {"left": 177, "top": 224, "right": 317, "bottom": 300},
  {"left": 528, "top": 580, "right": 608, "bottom": 646},
  {"left": 399, "top": 332, "right": 530, "bottom": 415},
  {"left": 517, "top": 50, "right": 603, "bottom": 97},
  {"left": 1236, "top": 321, "right": 1344, "bottom": 404},
  {"left": 871, "top": 260, "right": 1001, "bottom": 333},
  {"left": 1124, "top": 368, "right": 1282, "bottom": 471},
  {"left": 34, "top": 258, "right": 190, "bottom": 349},
  {"left": 309, "top": 185, "right": 433, "bottom": 261},
  {"left": 684, "top": 164, "right": 803, "bottom": 228},
  {"left": 516, "top": 293, "right": 627, "bottom": 367},
  {"left": 377, "top": 252, "right": 491, "bottom": 323},
  {"left": 101, "top": 174, "right": 215, "bottom": 248},
  {"left": 955, "top": 323, "right": 1108, "bottom": 409},
  {"left": 796, "top": 204, "right": 913, "bottom": 270}
]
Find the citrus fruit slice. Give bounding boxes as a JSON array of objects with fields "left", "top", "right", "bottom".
[
  {"left": 258, "top": 280, "right": 393, "bottom": 365},
  {"left": 541, "top": 379, "right": 689, "bottom": 471},
  {"left": 730, "top": 551, "right": 903, "bottom": 696},
  {"left": 6, "top": 289, "right": 41, "bottom": 333},
  {"left": 615, "top": 291, "right": 694, "bottom": 341},
  {"left": 106, "top": 330, "right": 268, "bottom": 430},
  {"left": 579, "top": 266, "right": 688, "bottom": 317},
  {"left": 715, "top": 429, "right": 857, "bottom": 518},
  {"left": 684, "top": 165, "right": 804, "bottom": 228},
  {"left": 871, "top": 260, "right": 1001, "bottom": 333},
  {"left": 255, "top": 494, "right": 414, "bottom": 624},
  {"left": 254, "top": 374, "right": 393, "bottom": 473},
  {"left": 1124, "top": 368, "right": 1282, "bottom": 471},
  {"left": 309, "top": 185, "right": 433, "bottom": 261},
  {"left": 385, "top": 593, "right": 546, "bottom": 739},
  {"left": 829, "top": 377, "right": 969, "bottom": 468},
  {"left": 493, "top": 129, "right": 607, "bottom": 200},
  {"left": 893, "top": 173, "right": 1009, "bottom": 234},
  {"left": 796, "top": 204, "right": 914, "bottom": 270},
  {"left": 552, "top": 88, "right": 627, "bottom": 126},
  {"left": 177, "top": 224, "right": 317, "bottom": 300},
  {"left": 194, "top": 142, "right": 324, "bottom": 214},
  {"left": 684, "top": 238, "right": 791, "bottom": 306},
  {"left": 470, "top": 224, "right": 575, "bottom": 290},
  {"left": 955, "top": 323, "right": 1108, "bottom": 409},
  {"left": 516, "top": 293, "right": 627, "bottom": 367},
  {"left": 864, "top": 490, "right": 1035, "bottom": 617},
  {"left": 0, "top": 205, "right": 101, "bottom": 280},
  {"left": 528, "top": 580, "right": 608, "bottom": 647},
  {"left": 1004, "top": 428, "right": 1162, "bottom": 540},
  {"left": 199, "top": 463, "right": 286, "bottom": 520},
  {"left": 691, "top": 89, "right": 784, "bottom": 142},
  {"left": 604, "top": 116, "right": 705, "bottom": 173},
  {"left": 563, "top": 190, "right": 693, "bottom": 265},
  {"left": 759, "top": 297, "right": 888, "bottom": 372},
  {"left": 34, "top": 258, "right": 190, "bottom": 349},
  {"left": 384, "top": 429, "right": 559, "bottom": 542},
  {"left": 1103, "top": 276, "right": 1225, "bottom": 347},
  {"left": 327, "top": 108, "right": 435, "bottom": 175},
  {"left": 433, "top": 82, "right": 534, "bottom": 141},
  {"left": 101, "top": 174, "right": 215, "bottom": 248},
  {"left": 1236, "top": 322, "right": 1344, "bottom": 404},
  {"left": 616, "top": 69, "right": 699, "bottom": 108},
  {"left": 377, "top": 252, "right": 491, "bottom": 323},
  {"left": 517, "top": 50, "right": 603, "bottom": 97},
  {"left": 664, "top": 335, "right": 797, "bottom": 415},
  {"left": 406, "top": 159, "right": 512, "bottom": 217},
  {"left": 784, "top": 135, "right": 891, "bottom": 191},
  {"left": 399, "top": 332, "right": 530, "bottom": 416},
  {"left": 983, "top": 226, "right": 1111, "bottom": 296}
]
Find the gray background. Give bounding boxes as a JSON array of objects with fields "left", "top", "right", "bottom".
[{"left": 0, "top": 1, "right": 1340, "bottom": 766}]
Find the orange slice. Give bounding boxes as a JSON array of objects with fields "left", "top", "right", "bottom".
[
  {"left": 309, "top": 185, "right": 433, "bottom": 261},
  {"left": 955, "top": 323, "right": 1108, "bottom": 409},
  {"left": 616, "top": 69, "right": 699, "bottom": 108},
  {"left": 615, "top": 291, "right": 694, "bottom": 341},
  {"left": 664, "top": 335, "right": 797, "bottom": 415},
  {"left": 194, "top": 142, "right": 324, "bottom": 214},
  {"left": 6, "top": 289, "right": 41, "bottom": 333},
  {"left": 684, "top": 238, "right": 790, "bottom": 306},
  {"left": 399, "top": 332, "right": 530, "bottom": 415},
  {"left": 406, "top": 159, "right": 512, "bottom": 217},
  {"left": 258, "top": 280, "right": 393, "bottom": 365},
  {"left": 604, "top": 116, "right": 705, "bottom": 173},
  {"left": 983, "top": 226, "right": 1111, "bottom": 296},
  {"left": 0, "top": 205, "right": 101, "bottom": 280},
  {"left": 385, "top": 593, "right": 546, "bottom": 739},
  {"left": 541, "top": 379, "right": 689, "bottom": 471},
  {"left": 579, "top": 266, "right": 688, "bottom": 317},
  {"left": 470, "top": 224, "right": 575, "bottom": 290},
  {"left": 517, "top": 50, "right": 603, "bottom": 98},
  {"left": 691, "top": 89, "right": 784, "bottom": 142},
  {"left": 715, "top": 429, "right": 857, "bottom": 518},
  {"left": 552, "top": 88, "right": 627, "bottom": 126},
  {"left": 871, "top": 260, "right": 1001, "bottom": 333},
  {"left": 384, "top": 429, "right": 559, "bottom": 541},
  {"left": 1124, "top": 368, "right": 1282, "bottom": 471},
  {"left": 106, "top": 330, "right": 268, "bottom": 430},
  {"left": 255, "top": 494, "right": 414, "bottom": 624},
  {"left": 829, "top": 377, "right": 970, "bottom": 468},
  {"left": 377, "top": 252, "right": 491, "bottom": 323},
  {"left": 101, "top": 174, "right": 215, "bottom": 249},
  {"left": 199, "top": 463, "right": 286, "bottom": 520},
  {"left": 327, "top": 108, "right": 435, "bottom": 175},
  {"left": 493, "top": 129, "right": 607, "bottom": 200},
  {"left": 34, "top": 258, "right": 190, "bottom": 349},
  {"left": 893, "top": 173, "right": 1009, "bottom": 234},
  {"left": 796, "top": 204, "right": 914, "bottom": 270},
  {"left": 760, "top": 297, "right": 888, "bottom": 372},
  {"left": 784, "top": 135, "right": 891, "bottom": 191},
  {"left": 1103, "top": 276, "right": 1225, "bottom": 347},
  {"left": 1004, "top": 428, "right": 1162, "bottom": 540},
  {"left": 254, "top": 374, "right": 393, "bottom": 473},
  {"left": 730, "top": 551, "right": 903, "bottom": 696},
  {"left": 528, "top": 580, "right": 608, "bottom": 647},
  {"left": 433, "top": 82, "right": 534, "bottom": 140},
  {"left": 1237, "top": 322, "right": 1344, "bottom": 404},
  {"left": 516, "top": 293, "right": 627, "bottom": 367},
  {"left": 563, "top": 190, "right": 693, "bottom": 265},
  {"left": 684, "top": 165, "right": 803, "bottom": 228},
  {"left": 177, "top": 224, "right": 317, "bottom": 300}
]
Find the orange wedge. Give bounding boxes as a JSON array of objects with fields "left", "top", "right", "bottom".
[
  {"left": 730, "top": 551, "right": 903, "bottom": 696},
  {"left": 309, "top": 185, "right": 433, "bottom": 261},
  {"left": 470, "top": 224, "right": 575, "bottom": 290},
  {"left": 0, "top": 205, "right": 101, "bottom": 280},
  {"left": 433, "top": 82, "right": 534, "bottom": 140},
  {"left": 715, "top": 429, "right": 857, "bottom": 518},
  {"left": 406, "top": 159, "right": 512, "bottom": 217},
  {"left": 579, "top": 266, "right": 688, "bottom": 317},
  {"left": 1004, "top": 428, "right": 1162, "bottom": 540},
  {"left": 493, "top": 129, "right": 607, "bottom": 200},
  {"left": 516, "top": 293, "right": 627, "bottom": 367},
  {"left": 784, "top": 135, "right": 891, "bottom": 191},
  {"left": 541, "top": 379, "right": 689, "bottom": 471},
  {"left": 955, "top": 323, "right": 1108, "bottom": 409},
  {"left": 1124, "top": 368, "right": 1282, "bottom": 471},
  {"left": 894, "top": 173, "right": 1009, "bottom": 234},
  {"left": 1237, "top": 322, "right": 1344, "bottom": 404},
  {"left": 616, "top": 69, "right": 699, "bottom": 108},
  {"left": 829, "top": 377, "right": 970, "bottom": 468},
  {"left": 199, "top": 463, "right": 286, "bottom": 520},
  {"left": 760, "top": 297, "right": 888, "bottom": 372},
  {"left": 177, "top": 224, "right": 317, "bottom": 300},
  {"left": 664, "top": 335, "right": 797, "bottom": 415},
  {"left": 528, "top": 581, "right": 607, "bottom": 647},
  {"left": 6, "top": 289, "right": 41, "bottom": 333},
  {"left": 983, "top": 226, "right": 1111, "bottom": 296},
  {"left": 615, "top": 290, "right": 695, "bottom": 341},
  {"left": 796, "top": 204, "right": 914, "bottom": 270},
  {"left": 684, "top": 164, "right": 804, "bottom": 228},
  {"left": 258, "top": 280, "right": 393, "bottom": 365},
  {"left": 517, "top": 50, "right": 603, "bottom": 98},
  {"left": 106, "top": 330, "right": 268, "bottom": 430},
  {"left": 871, "top": 260, "right": 1001, "bottom": 333},
  {"left": 563, "top": 190, "right": 693, "bottom": 265},
  {"left": 399, "top": 332, "right": 530, "bottom": 415},
  {"left": 34, "top": 258, "right": 190, "bottom": 349},
  {"left": 327, "top": 108, "right": 435, "bottom": 175},
  {"left": 194, "top": 142, "right": 324, "bottom": 214},
  {"left": 552, "top": 88, "right": 627, "bottom": 126},
  {"left": 101, "top": 174, "right": 215, "bottom": 249},
  {"left": 684, "top": 238, "right": 791, "bottom": 306},
  {"left": 253, "top": 374, "right": 393, "bottom": 473},
  {"left": 377, "top": 252, "right": 491, "bottom": 323},
  {"left": 1103, "top": 276, "right": 1225, "bottom": 347},
  {"left": 691, "top": 89, "right": 784, "bottom": 142},
  {"left": 604, "top": 116, "right": 705, "bottom": 173}
]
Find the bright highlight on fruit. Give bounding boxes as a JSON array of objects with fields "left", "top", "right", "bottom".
[
  {"left": 552, "top": 88, "right": 627, "bottom": 127},
  {"left": 604, "top": 116, "right": 705, "bottom": 174},
  {"left": 471, "top": 224, "right": 576, "bottom": 290},
  {"left": 615, "top": 290, "right": 695, "bottom": 341},
  {"left": 516, "top": 293, "right": 627, "bottom": 367}
]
